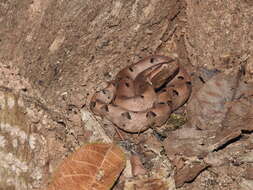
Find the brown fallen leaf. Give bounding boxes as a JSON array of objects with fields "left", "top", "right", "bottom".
[
  {"left": 187, "top": 70, "right": 239, "bottom": 130},
  {"left": 130, "top": 154, "right": 147, "bottom": 176},
  {"left": 210, "top": 98, "right": 253, "bottom": 151},
  {"left": 187, "top": 67, "right": 253, "bottom": 150},
  {"left": 163, "top": 128, "right": 210, "bottom": 188},
  {"left": 163, "top": 127, "right": 209, "bottom": 159},
  {"left": 124, "top": 177, "right": 171, "bottom": 190},
  {"left": 163, "top": 68, "right": 253, "bottom": 188},
  {"left": 174, "top": 162, "right": 209, "bottom": 188},
  {"left": 244, "top": 166, "right": 253, "bottom": 180},
  {"left": 46, "top": 143, "right": 126, "bottom": 190}
]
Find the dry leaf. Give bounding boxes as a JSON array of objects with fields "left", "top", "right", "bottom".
[
  {"left": 174, "top": 162, "right": 209, "bottom": 188},
  {"left": 244, "top": 166, "right": 253, "bottom": 180},
  {"left": 187, "top": 68, "right": 253, "bottom": 150},
  {"left": 130, "top": 154, "right": 147, "bottom": 176},
  {"left": 187, "top": 71, "right": 238, "bottom": 130},
  {"left": 124, "top": 177, "right": 171, "bottom": 190},
  {"left": 163, "top": 127, "right": 209, "bottom": 159},
  {"left": 210, "top": 98, "right": 253, "bottom": 151},
  {"left": 163, "top": 128, "right": 210, "bottom": 188},
  {"left": 46, "top": 143, "right": 125, "bottom": 190},
  {"left": 164, "top": 69, "right": 253, "bottom": 187}
]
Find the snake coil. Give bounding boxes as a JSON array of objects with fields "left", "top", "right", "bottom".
[{"left": 90, "top": 55, "right": 192, "bottom": 133}]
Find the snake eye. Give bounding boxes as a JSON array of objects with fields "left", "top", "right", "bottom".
[
  {"left": 146, "top": 111, "right": 157, "bottom": 119},
  {"left": 125, "top": 82, "right": 130, "bottom": 87},
  {"left": 121, "top": 112, "right": 131, "bottom": 120},
  {"left": 150, "top": 58, "right": 155, "bottom": 63},
  {"left": 172, "top": 90, "right": 179, "bottom": 96},
  {"left": 129, "top": 67, "right": 134, "bottom": 72},
  {"left": 178, "top": 76, "right": 184, "bottom": 80}
]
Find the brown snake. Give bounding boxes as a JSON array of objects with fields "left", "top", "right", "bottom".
[{"left": 90, "top": 55, "right": 192, "bottom": 133}]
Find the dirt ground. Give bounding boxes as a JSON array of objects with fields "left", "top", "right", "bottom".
[{"left": 0, "top": 0, "right": 253, "bottom": 189}]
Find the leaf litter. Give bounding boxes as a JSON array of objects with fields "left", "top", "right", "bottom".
[
  {"left": 46, "top": 143, "right": 126, "bottom": 190},
  {"left": 163, "top": 65, "right": 253, "bottom": 188}
]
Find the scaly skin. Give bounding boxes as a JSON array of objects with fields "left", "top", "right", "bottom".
[{"left": 90, "top": 55, "right": 191, "bottom": 133}]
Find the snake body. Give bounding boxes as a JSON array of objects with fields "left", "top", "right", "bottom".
[{"left": 90, "top": 55, "right": 192, "bottom": 133}]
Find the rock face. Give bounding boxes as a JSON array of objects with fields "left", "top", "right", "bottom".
[
  {"left": 0, "top": 88, "right": 44, "bottom": 189},
  {"left": 1, "top": 0, "right": 179, "bottom": 110},
  {"left": 185, "top": 0, "right": 253, "bottom": 70}
]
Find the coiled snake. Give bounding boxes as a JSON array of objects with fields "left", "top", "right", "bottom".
[{"left": 90, "top": 55, "right": 192, "bottom": 133}]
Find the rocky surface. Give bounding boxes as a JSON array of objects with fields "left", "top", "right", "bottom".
[{"left": 0, "top": 0, "right": 253, "bottom": 189}]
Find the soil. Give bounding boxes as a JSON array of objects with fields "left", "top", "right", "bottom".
[{"left": 0, "top": 0, "right": 252, "bottom": 189}]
